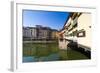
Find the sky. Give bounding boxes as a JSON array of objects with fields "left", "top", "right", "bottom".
[{"left": 23, "top": 10, "right": 70, "bottom": 30}]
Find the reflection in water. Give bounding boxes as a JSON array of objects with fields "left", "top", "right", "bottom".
[{"left": 23, "top": 42, "right": 89, "bottom": 63}]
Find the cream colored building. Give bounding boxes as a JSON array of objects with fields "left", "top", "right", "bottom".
[
  {"left": 77, "top": 13, "right": 91, "bottom": 51},
  {"left": 58, "top": 12, "right": 91, "bottom": 51}
]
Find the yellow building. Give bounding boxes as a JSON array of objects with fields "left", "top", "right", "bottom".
[{"left": 52, "top": 30, "right": 59, "bottom": 39}]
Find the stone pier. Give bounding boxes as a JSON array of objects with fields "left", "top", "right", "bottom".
[{"left": 58, "top": 39, "right": 69, "bottom": 50}]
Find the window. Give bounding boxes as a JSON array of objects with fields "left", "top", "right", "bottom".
[{"left": 77, "top": 29, "right": 85, "bottom": 37}]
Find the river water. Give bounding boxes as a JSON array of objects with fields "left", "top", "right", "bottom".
[{"left": 23, "top": 43, "right": 89, "bottom": 63}]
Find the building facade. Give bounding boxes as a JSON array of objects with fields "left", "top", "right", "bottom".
[
  {"left": 77, "top": 13, "right": 91, "bottom": 51},
  {"left": 36, "top": 25, "right": 52, "bottom": 40},
  {"left": 23, "top": 25, "right": 58, "bottom": 40},
  {"left": 23, "top": 27, "right": 32, "bottom": 38},
  {"left": 63, "top": 12, "right": 79, "bottom": 42},
  {"left": 23, "top": 27, "right": 37, "bottom": 40},
  {"left": 58, "top": 12, "right": 91, "bottom": 52},
  {"left": 51, "top": 29, "right": 59, "bottom": 39}
]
